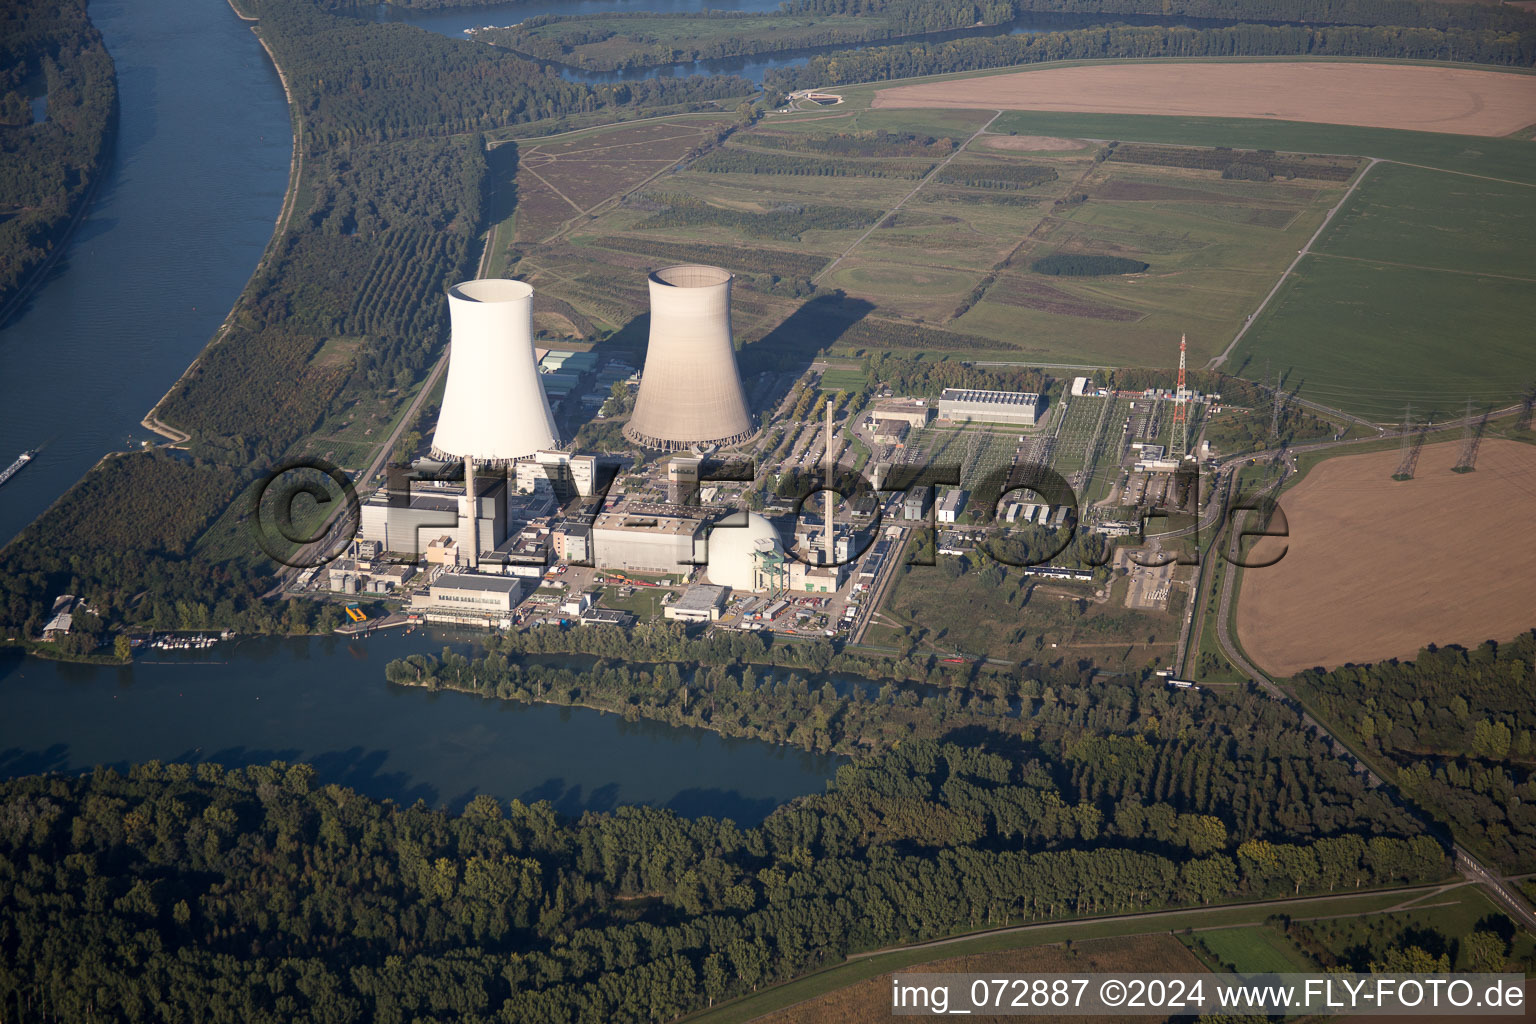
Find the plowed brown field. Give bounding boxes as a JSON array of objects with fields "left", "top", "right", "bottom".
[
  {"left": 872, "top": 62, "right": 1536, "bottom": 136},
  {"left": 1237, "top": 439, "right": 1536, "bottom": 676}
]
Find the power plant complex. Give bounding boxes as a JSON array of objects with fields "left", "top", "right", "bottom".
[
  {"left": 331, "top": 272, "right": 1212, "bottom": 637},
  {"left": 351, "top": 266, "right": 822, "bottom": 629}
]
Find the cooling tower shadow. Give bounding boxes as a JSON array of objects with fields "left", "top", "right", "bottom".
[{"left": 743, "top": 293, "right": 876, "bottom": 412}]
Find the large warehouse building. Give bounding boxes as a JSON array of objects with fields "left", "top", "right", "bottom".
[
  {"left": 937, "top": 388, "right": 1040, "bottom": 426},
  {"left": 591, "top": 501, "right": 717, "bottom": 575}
]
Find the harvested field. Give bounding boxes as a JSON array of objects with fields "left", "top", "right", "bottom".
[
  {"left": 873, "top": 63, "right": 1536, "bottom": 137},
  {"left": 1237, "top": 440, "right": 1536, "bottom": 677},
  {"left": 756, "top": 934, "right": 1203, "bottom": 1024},
  {"left": 981, "top": 134, "right": 1086, "bottom": 151}
]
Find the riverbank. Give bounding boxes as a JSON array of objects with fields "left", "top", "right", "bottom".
[
  {"left": 384, "top": 646, "right": 1020, "bottom": 756},
  {"left": 0, "top": 638, "right": 129, "bottom": 667},
  {"left": 143, "top": 2, "right": 304, "bottom": 445}
]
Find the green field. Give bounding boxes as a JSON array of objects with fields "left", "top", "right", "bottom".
[
  {"left": 950, "top": 145, "right": 1347, "bottom": 366},
  {"left": 1317, "top": 163, "right": 1536, "bottom": 278},
  {"left": 1227, "top": 162, "right": 1536, "bottom": 422},
  {"left": 984, "top": 108, "right": 1536, "bottom": 187},
  {"left": 1195, "top": 924, "right": 1317, "bottom": 973}
]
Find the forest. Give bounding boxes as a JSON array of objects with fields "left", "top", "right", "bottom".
[
  {"left": 1291, "top": 635, "right": 1536, "bottom": 874},
  {"left": 764, "top": 20, "right": 1536, "bottom": 90},
  {"left": 479, "top": 12, "right": 937, "bottom": 72},
  {"left": 0, "top": 683, "right": 1449, "bottom": 1021},
  {"left": 0, "top": 0, "right": 117, "bottom": 313},
  {"left": 1030, "top": 253, "right": 1150, "bottom": 276}
]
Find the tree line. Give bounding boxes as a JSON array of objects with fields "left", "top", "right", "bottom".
[
  {"left": 764, "top": 21, "right": 1536, "bottom": 91},
  {"left": 1031, "top": 253, "right": 1149, "bottom": 275},
  {"left": 694, "top": 147, "right": 937, "bottom": 180},
  {"left": 632, "top": 191, "right": 880, "bottom": 240}
]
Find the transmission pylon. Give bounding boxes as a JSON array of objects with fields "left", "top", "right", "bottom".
[
  {"left": 1453, "top": 399, "right": 1488, "bottom": 474},
  {"left": 1393, "top": 404, "right": 1424, "bottom": 481},
  {"left": 1170, "top": 333, "right": 1190, "bottom": 462},
  {"left": 1518, "top": 384, "right": 1536, "bottom": 433}
]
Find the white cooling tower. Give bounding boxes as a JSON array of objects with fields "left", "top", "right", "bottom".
[
  {"left": 432, "top": 278, "right": 559, "bottom": 464},
  {"left": 624, "top": 265, "right": 753, "bottom": 451}
]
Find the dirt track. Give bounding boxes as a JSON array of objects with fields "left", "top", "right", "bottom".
[
  {"left": 873, "top": 62, "right": 1536, "bottom": 136},
  {"left": 1237, "top": 439, "right": 1536, "bottom": 676}
]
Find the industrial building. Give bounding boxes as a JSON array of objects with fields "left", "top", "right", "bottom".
[
  {"left": 514, "top": 449, "right": 599, "bottom": 502},
  {"left": 665, "top": 584, "right": 728, "bottom": 623},
  {"left": 409, "top": 575, "right": 523, "bottom": 628},
  {"left": 591, "top": 500, "right": 717, "bottom": 575},
  {"left": 359, "top": 477, "right": 505, "bottom": 559},
  {"left": 702, "top": 511, "right": 787, "bottom": 593},
  {"left": 625, "top": 265, "right": 754, "bottom": 451},
  {"left": 666, "top": 456, "right": 701, "bottom": 504},
  {"left": 902, "top": 488, "right": 929, "bottom": 521},
  {"left": 552, "top": 520, "right": 591, "bottom": 563},
  {"left": 937, "top": 488, "right": 967, "bottom": 524},
  {"left": 869, "top": 399, "right": 933, "bottom": 429},
  {"left": 937, "top": 388, "right": 1040, "bottom": 426}
]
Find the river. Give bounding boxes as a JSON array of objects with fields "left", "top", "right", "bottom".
[
  {"left": 0, "top": 629, "right": 839, "bottom": 823},
  {"left": 0, "top": 0, "right": 292, "bottom": 546}
]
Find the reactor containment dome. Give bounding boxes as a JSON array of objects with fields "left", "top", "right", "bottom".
[
  {"left": 624, "top": 265, "right": 753, "bottom": 452},
  {"left": 704, "top": 511, "right": 784, "bottom": 593},
  {"left": 432, "top": 278, "right": 559, "bottom": 464}
]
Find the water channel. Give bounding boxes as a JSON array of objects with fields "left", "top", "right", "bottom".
[{"left": 0, "top": 629, "right": 839, "bottom": 823}]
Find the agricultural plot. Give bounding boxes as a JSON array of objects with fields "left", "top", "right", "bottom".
[
  {"left": 511, "top": 118, "right": 735, "bottom": 243},
  {"left": 1229, "top": 162, "right": 1536, "bottom": 420},
  {"left": 953, "top": 151, "right": 1350, "bottom": 366},
  {"left": 1289, "top": 885, "right": 1536, "bottom": 972},
  {"left": 981, "top": 109, "right": 1536, "bottom": 187},
  {"left": 873, "top": 62, "right": 1536, "bottom": 137},
  {"left": 1236, "top": 440, "right": 1536, "bottom": 677},
  {"left": 571, "top": 118, "right": 1073, "bottom": 345}
]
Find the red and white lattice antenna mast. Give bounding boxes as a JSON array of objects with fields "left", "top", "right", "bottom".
[{"left": 1171, "top": 333, "right": 1189, "bottom": 462}]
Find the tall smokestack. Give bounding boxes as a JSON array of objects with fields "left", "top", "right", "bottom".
[
  {"left": 432, "top": 279, "right": 559, "bottom": 566},
  {"left": 624, "top": 265, "right": 753, "bottom": 452},
  {"left": 824, "top": 398, "right": 834, "bottom": 564}
]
